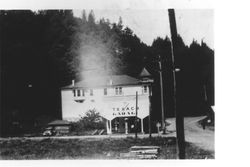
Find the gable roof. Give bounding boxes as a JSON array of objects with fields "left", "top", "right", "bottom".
[
  {"left": 139, "top": 68, "right": 152, "bottom": 78},
  {"left": 62, "top": 75, "right": 142, "bottom": 90}
]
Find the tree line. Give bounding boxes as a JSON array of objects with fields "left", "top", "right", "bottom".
[{"left": 0, "top": 10, "right": 214, "bottom": 135}]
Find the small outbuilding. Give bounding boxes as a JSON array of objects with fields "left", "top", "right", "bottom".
[{"left": 46, "top": 120, "right": 71, "bottom": 135}]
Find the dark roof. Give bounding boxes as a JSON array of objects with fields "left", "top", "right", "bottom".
[
  {"left": 62, "top": 75, "right": 143, "bottom": 89},
  {"left": 48, "top": 120, "right": 70, "bottom": 125}
]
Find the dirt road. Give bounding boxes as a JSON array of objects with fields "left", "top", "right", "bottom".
[{"left": 166, "top": 116, "right": 214, "bottom": 153}]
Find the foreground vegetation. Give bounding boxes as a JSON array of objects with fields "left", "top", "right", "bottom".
[{"left": 0, "top": 137, "right": 214, "bottom": 159}]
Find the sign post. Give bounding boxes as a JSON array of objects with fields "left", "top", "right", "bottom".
[
  {"left": 158, "top": 55, "right": 166, "bottom": 134},
  {"left": 156, "top": 122, "right": 161, "bottom": 136}
]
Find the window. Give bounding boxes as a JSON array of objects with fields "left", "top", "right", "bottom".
[
  {"left": 82, "top": 89, "right": 85, "bottom": 96},
  {"left": 143, "top": 86, "right": 148, "bottom": 93},
  {"left": 90, "top": 89, "right": 93, "bottom": 96},
  {"left": 73, "top": 90, "right": 76, "bottom": 97},
  {"left": 119, "top": 87, "right": 122, "bottom": 95},
  {"left": 77, "top": 90, "right": 81, "bottom": 96},
  {"left": 115, "top": 87, "right": 119, "bottom": 95},
  {"left": 104, "top": 88, "right": 107, "bottom": 95},
  {"left": 115, "top": 87, "right": 122, "bottom": 95}
]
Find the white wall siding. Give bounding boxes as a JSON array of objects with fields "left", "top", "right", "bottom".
[
  {"left": 61, "top": 85, "right": 150, "bottom": 122},
  {"left": 61, "top": 90, "right": 85, "bottom": 121}
]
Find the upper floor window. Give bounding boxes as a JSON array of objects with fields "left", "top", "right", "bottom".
[
  {"left": 119, "top": 87, "right": 122, "bottom": 95},
  {"left": 115, "top": 87, "right": 118, "bottom": 95},
  {"left": 73, "top": 89, "right": 84, "bottom": 97},
  {"left": 143, "top": 86, "right": 148, "bottom": 93},
  {"left": 104, "top": 88, "right": 107, "bottom": 95},
  {"left": 77, "top": 90, "right": 81, "bottom": 96},
  {"left": 115, "top": 87, "right": 122, "bottom": 95},
  {"left": 73, "top": 89, "right": 76, "bottom": 97},
  {"left": 90, "top": 89, "right": 93, "bottom": 96}
]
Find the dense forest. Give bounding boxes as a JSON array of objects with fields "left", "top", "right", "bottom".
[{"left": 0, "top": 10, "right": 214, "bottom": 136}]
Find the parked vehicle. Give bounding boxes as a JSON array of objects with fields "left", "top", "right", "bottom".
[{"left": 42, "top": 127, "right": 55, "bottom": 136}]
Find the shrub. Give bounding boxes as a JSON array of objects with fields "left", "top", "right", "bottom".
[{"left": 71, "top": 109, "right": 106, "bottom": 132}]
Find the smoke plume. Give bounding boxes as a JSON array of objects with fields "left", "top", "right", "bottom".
[{"left": 69, "top": 11, "right": 125, "bottom": 82}]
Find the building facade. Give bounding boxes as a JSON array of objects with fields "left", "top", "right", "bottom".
[{"left": 61, "top": 71, "right": 152, "bottom": 134}]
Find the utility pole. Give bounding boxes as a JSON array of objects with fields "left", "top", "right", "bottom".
[
  {"left": 148, "top": 84, "right": 152, "bottom": 138},
  {"left": 168, "top": 9, "right": 186, "bottom": 159},
  {"left": 135, "top": 91, "right": 138, "bottom": 139},
  {"left": 158, "top": 55, "right": 165, "bottom": 134}
]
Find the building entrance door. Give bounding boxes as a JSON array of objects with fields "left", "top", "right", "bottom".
[
  {"left": 112, "top": 117, "right": 125, "bottom": 133},
  {"left": 112, "top": 117, "right": 141, "bottom": 134}
]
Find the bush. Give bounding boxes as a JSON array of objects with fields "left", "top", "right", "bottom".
[{"left": 71, "top": 109, "right": 106, "bottom": 132}]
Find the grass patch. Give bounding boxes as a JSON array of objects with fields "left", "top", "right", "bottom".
[{"left": 0, "top": 137, "right": 214, "bottom": 160}]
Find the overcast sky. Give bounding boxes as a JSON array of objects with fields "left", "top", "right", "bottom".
[{"left": 74, "top": 9, "right": 214, "bottom": 48}]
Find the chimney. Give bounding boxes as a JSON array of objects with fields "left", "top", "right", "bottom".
[{"left": 72, "top": 80, "right": 75, "bottom": 86}]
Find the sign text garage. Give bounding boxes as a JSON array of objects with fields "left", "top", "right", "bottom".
[{"left": 112, "top": 106, "right": 139, "bottom": 117}]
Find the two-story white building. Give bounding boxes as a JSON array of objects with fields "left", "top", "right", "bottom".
[{"left": 61, "top": 69, "right": 152, "bottom": 134}]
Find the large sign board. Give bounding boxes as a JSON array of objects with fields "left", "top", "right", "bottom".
[{"left": 83, "top": 95, "right": 150, "bottom": 120}]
